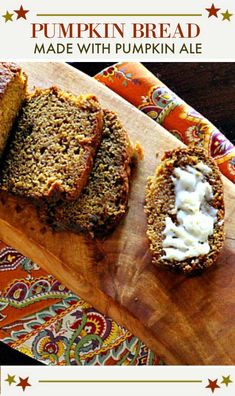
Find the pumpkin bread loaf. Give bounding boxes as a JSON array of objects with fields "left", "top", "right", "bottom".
[
  {"left": 0, "top": 62, "right": 27, "bottom": 159},
  {"left": 41, "top": 109, "right": 134, "bottom": 236},
  {"left": 0, "top": 87, "right": 103, "bottom": 202},
  {"left": 145, "top": 146, "right": 225, "bottom": 274}
]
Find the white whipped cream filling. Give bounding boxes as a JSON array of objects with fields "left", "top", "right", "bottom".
[{"left": 162, "top": 162, "right": 217, "bottom": 261}]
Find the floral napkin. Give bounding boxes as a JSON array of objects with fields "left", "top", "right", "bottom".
[{"left": 95, "top": 62, "right": 235, "bottom": 184}]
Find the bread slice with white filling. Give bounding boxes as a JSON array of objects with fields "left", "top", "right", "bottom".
[{"left": 145, "top": 146, "right": 225, "bottom": 274}]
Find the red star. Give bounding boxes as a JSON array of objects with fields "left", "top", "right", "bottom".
[
  {"left": 14, "top": 5, "right": 29, "bottom": 20},
  {"left": 206, "top": 3, "right": 221, "bottom": 18},
  {"left": 17, "top": 377, "right": 31, "bottom": 391},
  {"left": 206, "top": 379, "right": 220, "bottom": 393}
]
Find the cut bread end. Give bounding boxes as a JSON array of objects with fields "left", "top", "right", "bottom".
[{"left": 0, "top": 62, "right": 27, "bottom": 159}]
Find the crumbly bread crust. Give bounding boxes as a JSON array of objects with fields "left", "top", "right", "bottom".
[
  {"left": 0, "top": 63, "right": 24, "bottom": 98},
  {"left": 0, "top": 62, "right": 27, "bottom": 158},
  {"left": 0, "top": 86, "right": 103, "bottom": 202},
  {"left": 145, "top": 146, "right": 225, "bottom": 274},
  {"left": 41, "top": 109, "right": 133, "bottom": 236}
]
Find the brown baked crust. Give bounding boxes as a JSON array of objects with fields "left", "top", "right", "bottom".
[
  {"left": 145, "top": 146, "right": 225, "bottom": 274},
  {"left": 0, "top": 63, "right": 24, "bottom": 98},
  {"left": 0, "top": 62, "right": 27, "bottom": 158},
  {"left": 1, "top": 86, "right": 103, "bottom": 202},
  {"left": 41, "top": 109, "right": 134, "bottom": 236}
]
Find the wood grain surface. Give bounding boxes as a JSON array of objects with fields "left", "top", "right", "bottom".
[{"left": 0, "top": 62, "right": 234, "bottom": 365}]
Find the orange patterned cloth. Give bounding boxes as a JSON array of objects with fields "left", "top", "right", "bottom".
[
  {"left": 0, "top": 242, "right": 161, "bottom": 365},
  {"left": 95, "top": 62, "right": 235, "bottom": 184},
  {"left": 0, "top": 241, "right": 71, "bottom": 327}
]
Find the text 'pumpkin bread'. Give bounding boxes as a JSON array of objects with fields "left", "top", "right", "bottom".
[
  {"left": 0, "top": 87, "right": 103, "bottom": 202},
  {"left": 41, "top": 109, "right": 134, "bottom": 236},
  {"left": 145, "top": 146, "right": 225, "bottom": 274},
  {"left": 0, "top": 62, "right": 27, "bottom": 159}
]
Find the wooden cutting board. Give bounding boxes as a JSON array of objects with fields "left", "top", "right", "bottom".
[{"left": 0, "top": 62, "right": 234, "bottom": 365}]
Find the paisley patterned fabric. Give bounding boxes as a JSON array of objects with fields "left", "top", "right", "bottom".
[
  {"left": 0, "top": 261, "right": 161, "bottom": 365},
  {"left": 95, "top": 62, "right": 235, "bottom": 183},
  {"left": 0, "top": 241, "right": 71, "bottom": 326},
  {"left": 0, "top": 242, "right": 161, "bottom": 365}
]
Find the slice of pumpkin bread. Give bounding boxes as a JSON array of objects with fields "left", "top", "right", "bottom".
[
  {"left": 145, "top": 146, "right": 225, "bottom": 274},
  {"left": 0, "top": 87, "right": 103, "bottom": 202},
  {"left": 41, "top": 109, "right": 134, "bottom": 235},
  {"left": 0, "top": 62, "right": 27, "bottom": 159}
]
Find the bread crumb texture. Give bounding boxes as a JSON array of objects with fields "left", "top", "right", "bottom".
[
  {"left": 0, "top": 87, "right": 103, "bottom": 202},
  {"left": 0, "top": 62, "right": 27, "bottom": 158},
  {"left": 42, "top": 109, "right": 134, "bottom": 236},
  {"left": 145, "top": 146, "right": 225, "bottom": 274}
]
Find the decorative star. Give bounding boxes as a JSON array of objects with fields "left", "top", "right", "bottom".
[
  {"left": 2, "top": 11, "right": 14, "bottom": 23},
  {"left": 5, "top": 374, "right": 16, "bottom": 386},
  {"left": 17, "top": 377, "right": 31, "bottom": 392},
  {"left": 206, "top": 3, "right": 221, "bottom": 18},
  {"left": 221, "top": 10, "right": 233, "bottom": 21},
  {"left": 206, "top": 379, "right": 220, "bottom": 393},
  {"left": 14, "top": 5, "right": 29, "bottom": 20},
  {"left": 221, "top": 375, "right": 233, "bottom": 387}
]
